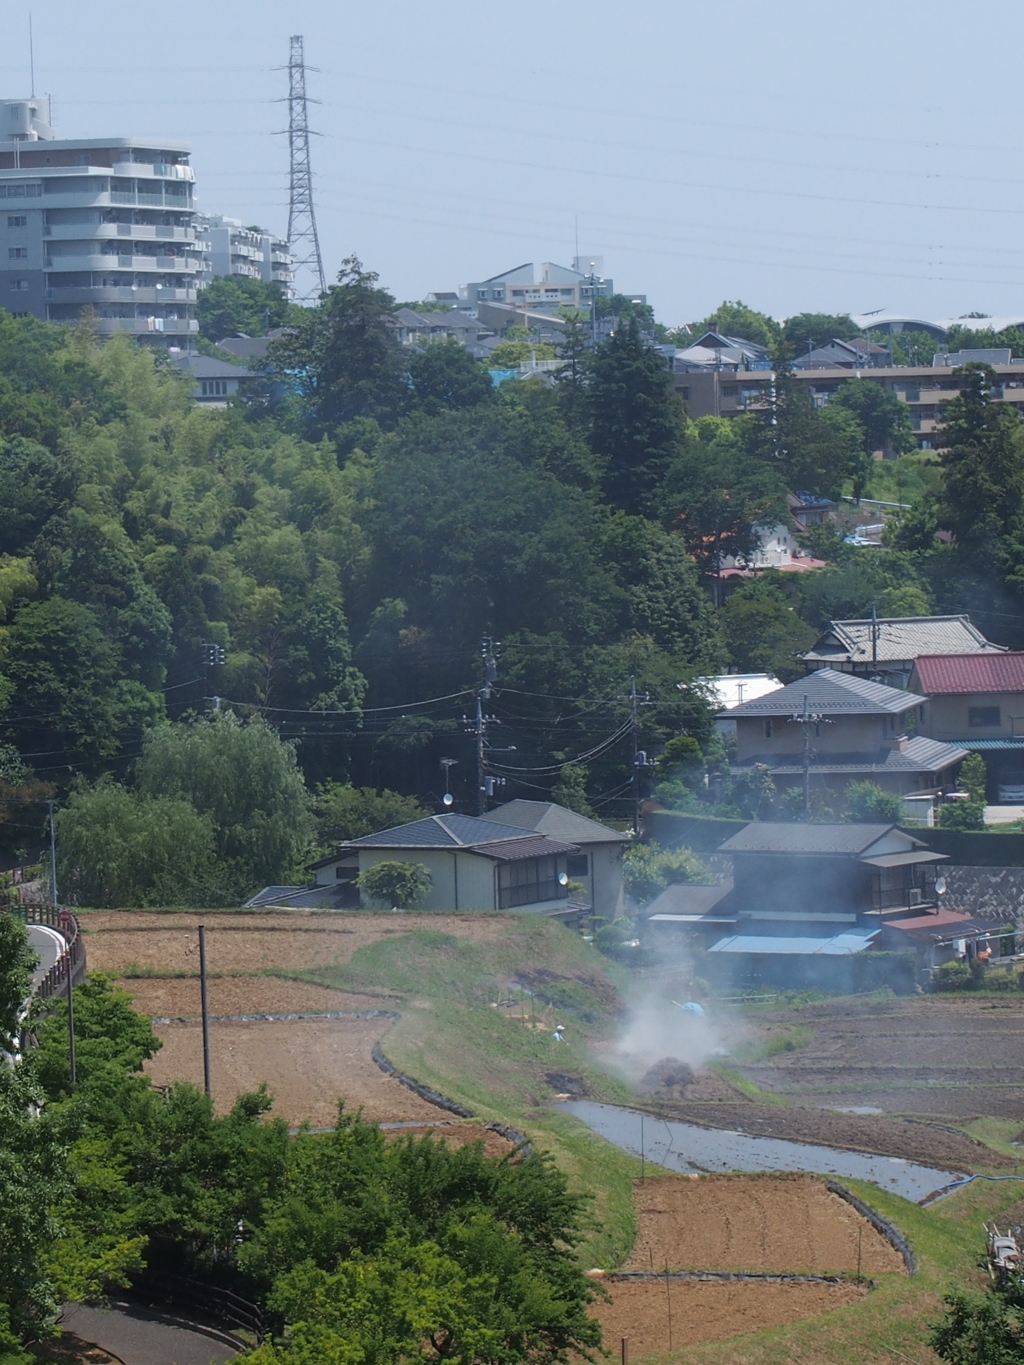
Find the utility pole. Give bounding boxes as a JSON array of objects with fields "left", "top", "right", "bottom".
[
  {"left": 465, "top": 636, "right": 501, "bottom": 815},
  {"left": 871, "top": 601, "right": 879, "bottom": 669},
  {"left": 201, "top": 641, "right": 225, "bottom": 713},
  {"left": 47, "top": 799, "right": 57, "bottom": 905},
  {"left": 49, "top": 801, "right": 75, "bottom": 1090},
  {"left": 198, "top": 925, "right": 211, "bottom": 1101},
  {"left": 282, "top": 36, "right": 326, "bottom": 303},
  {"left": 787, "top": 694, "right": 828, "bottom": 820},
  {"left": 623, "top": 677, "right": 653, "bottom": 835}
]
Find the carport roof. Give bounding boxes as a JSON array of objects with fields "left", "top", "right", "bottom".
[{"left": 708, "top": 928, "right": 879, "bottom": 955}]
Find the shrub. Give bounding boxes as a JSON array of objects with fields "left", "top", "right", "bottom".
[
  {"left": 959, "top": 752, "right": 988, "bottom": 804},
  {"left": 931, "top": 960, "right": 972, "bottom": 992},
  {"left": 939, "top": 799, "right": 986, "bottom": 831},
  {"left": 846, "top": 780, "right": 903, "bottom": 823},
  {"left": 622, "top": 842, "right": 710, "bottom": 905}
]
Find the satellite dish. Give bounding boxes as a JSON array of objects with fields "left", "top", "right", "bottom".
[
  {"left": 442, "top": 792, "right": 454, "bottom": 808},
  {"left": 935, "top": 876, "right": 947, "bottom": 896},
  {"left": 558, "top": 872, "right": 569, "bottom": 886}
]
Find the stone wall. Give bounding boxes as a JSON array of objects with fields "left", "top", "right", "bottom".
[{"left": 939, "top": 866, "right": 1024, "bottom": 930}]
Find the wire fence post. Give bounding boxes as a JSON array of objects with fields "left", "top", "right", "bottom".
[
  {"left": 65, "top": 942, "right": 76, "bottom": 1092},
  {"left": 198, "top": 925, "right": 211, "bottom": 1101}
]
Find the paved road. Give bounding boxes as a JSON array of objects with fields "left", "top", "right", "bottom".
[
  {"left": 28, "top": 923, "right": 66, "bottom": 989},
  {"left": 61, "top": 1303, "right": 237, "bottom": 1365}
]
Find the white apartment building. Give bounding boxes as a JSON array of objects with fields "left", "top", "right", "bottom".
[
  {"left": 459, "top": 257, "right": 623, "bottom": 316},
  {"left": 196, "top": 213, "right": 295, "bottom": 299},
  {"left": 0, "top": 96, "right": 202, "bottom": 347}
]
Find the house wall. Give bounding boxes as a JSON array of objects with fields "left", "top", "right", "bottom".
[
  {"left": 732, "top": 852, "right": 871, "bottom": 922},
  {"left": 313, "top": 848, "right": 574, "bottom": 913},
  {"left": 918, "top": 692, "right": 1024, "bottom": 742},
  {"left": 734, "top": 712, "right": 915, "bottom": 764},
  {"left": 586, "top": 842, "right": 625, "bottom": 919}
]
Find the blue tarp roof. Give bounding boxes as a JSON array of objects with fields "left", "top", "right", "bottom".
[{"left": 708, "top": 928, "right": 879, "bottom": 956}]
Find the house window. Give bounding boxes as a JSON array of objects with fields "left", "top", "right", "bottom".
[
  {"left": 566, "top": 854, "right": 589, "bottom": 877},
  {"left": 969, "top": 706, "right": 1001, "bottom": 728},
  {"left": 7, "top": 215, "right": 27, "bottom": 227},
  {"left": 498, "top": 856, "right": 567, "bottom": 909},
  {"left": 763, "top": 719, "right": 774, "bottom": 739},
  {"left": 8, "top": 247, "right": 27, "bottom": 259},
  {"left": 9, "top": 279, "right": 27, "bottom": 291},
  {"left": 200, "top": 379, "right": 228, "bottom": 397}
]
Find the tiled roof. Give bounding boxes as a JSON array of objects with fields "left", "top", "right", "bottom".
[
  {"left": 720, "top": 668, "right": 921, "bottom": 717},
  {"left": 744, "top": 735, "right": 966, "bottom": 777},
  {"left": 471, "top": 836, "right": 579, "bottom": 861},
  {"left": 805, "top": 615, "right": 1002, "bottom": 665},
  {"left": 719, "top": 822, "right": 898, "bottom": 855},
  {"left": 480, "top": 800, "right": 629, "bottom": 843},
  {"left": 912, "top": 651, "right": 1024, "bottom": 695},
  {"left": 344, "top": 813, "right": 537, "bottom": 849}
]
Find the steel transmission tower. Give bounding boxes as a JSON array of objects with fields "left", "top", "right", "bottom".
[{"left": 285, "top": 35, "right": 326, "bottom": 302}]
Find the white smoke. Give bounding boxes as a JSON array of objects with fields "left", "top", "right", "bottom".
[{"left": 611, "top": 994, "right": 730, "bottom": 1079}]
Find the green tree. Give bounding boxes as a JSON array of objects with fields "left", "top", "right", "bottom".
[
  {"left": 731, "top": 763, "right": 777, "bottom": 819},
  {"left": 621, "top": 842, "right": 709, "bottom": 903},
  {"left": 830, "top": 379, "right": 914, "bottom": 458},
  {"left": 939, "top": 799, "right": 986, "bottom": 831},
  {"left": 719, "top": 578, "right": 816, "bottom": 681},
  {"left": 930, "top": 1287, "right": 1024, "bottom": 1365},
  {"left": 694, "top": 301, "right": 779, "bottom": 350},
  {"left": 312, "top": 783, "right": 429, "bottom": 847},
  {"left": 357, "top": 861, "right": 432, "bottom": 909},
  {"left": 0, "top": 911, "right": 36, "bottom": 1053},
  {"left": 782, "top": 313, "right": 861, "bottom": 353},
  {"left": 960, "top": 752, "right": 988, "bottom": 803},
  {"left": 593, "top": 293, "right": 656, "bottom": 331},
  {"left": 30, "top": 974, "right": 162, "bottom": 1101},
  {"left": 264, "top": 257, "right": 407, "bottom": 432},
  {"left": 487, "top": 339, "right": 557, "bottom": 369},
  {"left": 54, "top": 782, "right": 218, "bottom": 908},
  {"left": 406, "top": 340, "right": 495, "bottom": 415},
  {"left": 589, "top": 317, "right": 685, "bottom": 516},
  {"left": 550, "top": 764, "right": 594, "bottom": 817},
  {"left": 661, "top": 416, "right": 788, "bottom": 578},
  {"left": 195, "top": 276, "right": 292, "bottom": 343},
  {"left": 554, "top": 311, "right": 591, "bottom": 434},
  {"left": 136, "top": 714, "right": 311, "bottom": 897},
  {"left": 938, "top": 364, "right": 1024, "bottom": 557},
  {"left": 845, "top": 780, "right": 903, "bottom": 823}
]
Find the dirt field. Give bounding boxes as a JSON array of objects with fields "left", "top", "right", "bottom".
[
  {"left": 591, "top": 1276, "right": 867, "bottom": 1354},
  {"left": 623, "top": 1175, "right": 905, "bottom": 1276},
  {"left": 82, "top": 911, "right": 512, "bottom": 976},
  {"left": 149, "top": 1016, "right": 452, "bottom": 1125},
  {"left": 738, "top": 995, "right": 1024, "bottom": 1125},
  {"left": 115, "top": 974, "right": 387, "bottom": 1019}
]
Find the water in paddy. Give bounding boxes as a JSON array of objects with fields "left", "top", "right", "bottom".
[{"left": 563, "top": 1100, "right": 962, "bottom": 1203}]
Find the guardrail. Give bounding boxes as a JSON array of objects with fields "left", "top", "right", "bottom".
[{"left": 9, "top": 905, "right": 86, "bottom": 997}]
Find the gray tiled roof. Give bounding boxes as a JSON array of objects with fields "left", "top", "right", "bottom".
[
  {"left": 740, "top": 735, "right": 967, "bottom": 777},
  {"left": 480, "top": 800, "right": 629, "bottom": 843},
  {"left": 719, "top": 823, "right": 898, "bottom": 855},
  {"left": 805, "top": 615, "right": 1003, "bottom": 665},
  {"left": 720, "top": 668, "right": 922, "bottom": 717},
  {"left": 345, "top": 813, "right": 538, "bottom": 849}
]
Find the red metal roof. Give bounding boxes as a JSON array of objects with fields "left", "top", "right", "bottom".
[
  {"left": 914, "top": 651, "right": 1024, "bottom": 694},
  {"left": 883, "top": 907, "right": 972, "bottom": 932}
]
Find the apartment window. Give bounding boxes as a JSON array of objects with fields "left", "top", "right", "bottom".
[
  {"left": 7, "top": 215, "right": 27, "bottom": 227},
  {"left": 9, "top": 279, "right": 27, "bottom": 291},
  {"left": 8, "top": 247, "right": 27, "bottom": 259},
  {"left": 566, "top": 854, "right": 589, "bottom": 877},
  {"left": 969, "top": 706, "right": 1001, "bottom": 728},
  {"left": 763, "top": 719, "right": 774, "bottom": 739},
  {"left": 200, "top": 379, "right": 229, "bottom": 397},
  {"left": 0, "top": 183, "right": 42, "bottom": 199}
]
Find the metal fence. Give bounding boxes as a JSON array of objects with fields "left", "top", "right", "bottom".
[{"left": 9, "top": 905, "right": 86, "bottom": 996}]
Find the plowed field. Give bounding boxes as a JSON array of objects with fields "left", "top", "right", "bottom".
[
  {"left": 591, "top": 1276, "right": 867, "bottom": 1354},
  {"left": 624, "top": 1175, "right": 905, "bottom": 1276}
]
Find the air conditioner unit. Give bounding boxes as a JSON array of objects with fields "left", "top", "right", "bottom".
[{"left": 909, "top": 889, "right": 923, "bottom": 907}]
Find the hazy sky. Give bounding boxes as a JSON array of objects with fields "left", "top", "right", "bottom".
[{"left": 4, "top": 0, "right": 1023, "bottom": 325}]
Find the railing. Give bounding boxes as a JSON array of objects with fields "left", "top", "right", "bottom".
[
  {"left": 498, "top": 879, "right": 569, "bottom": 910},
  {"left": 9, "top": 905, "right": 86, "bottom": 997},
  {"left": 130, "top": 1270, "right": 267, "bottom": 1347}
]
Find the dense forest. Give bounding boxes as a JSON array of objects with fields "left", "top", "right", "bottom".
[{"left": 2, "top": 264, "right": 1024, "bottom": 897}]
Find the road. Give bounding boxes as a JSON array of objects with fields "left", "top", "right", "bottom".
[
  {"left": 28, "top": 922, "right": 66, "bottom": 989},
  {"left": 61, "top": 1303, "right": 237, "bottom": 1365}
]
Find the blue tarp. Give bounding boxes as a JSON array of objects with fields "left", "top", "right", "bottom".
[{"left": 708, "top": 929, "right": 879, "bottom": 956}]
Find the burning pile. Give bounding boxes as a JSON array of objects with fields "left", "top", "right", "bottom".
[{"left": 638, "top": 1057, "right": 696, "bottom": 1099}]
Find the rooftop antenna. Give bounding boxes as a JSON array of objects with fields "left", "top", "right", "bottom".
[
  {"left": 29, "top": 13, "right": 35, "bottom": 97},
  {"left": 282, "top": 36, "right": 326, "bottom": 303}
]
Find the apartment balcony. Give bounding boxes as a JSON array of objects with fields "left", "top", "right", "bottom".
[
  {"left": 44, "top": 286, "right": 197, "bottom": 304},
  {"left": 110, "top": 189, "right": 193, "bottom": 208},
  {"left": 91, "top": 317, "right": 199, "bottom": 336},
  {"left": 42, "top": 223, "right": 195, "bottom": 243},
  {"left": 111, "top": 162, "right": 194, "bottom": 181},
  {"left": 45, "top": 254, "right": 201, "bottom": 274}
]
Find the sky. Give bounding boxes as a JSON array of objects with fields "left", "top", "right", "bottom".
[{"left": 4, "top": 0, "right": 1024, "bottom": 327}]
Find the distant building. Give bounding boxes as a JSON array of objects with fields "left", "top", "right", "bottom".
[
  {"left": 0, "top": 94, "right": 200, "bottom": 347},
  {"left": 194, "top": 213, "right": 294, "bottom": 299},
  {"left": 458, "top": 259, "right": 618, "bottom": 316},
  {"left": 804, "top": 615, "right": 1005, "bottom": 688},
  {"left": 176, "top": 354, "right": 256, "bottom": 406},
  {"left": 790, "top": 337, "right": 891, "bottom": 370},
  {"left": 393, "top": 306, "right": 492, "bottom": 356}
]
